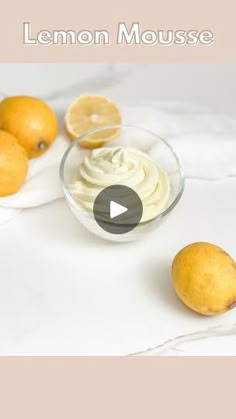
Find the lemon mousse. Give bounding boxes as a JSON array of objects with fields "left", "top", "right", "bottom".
[{"left": 69, "top": 146, "right": 170, "bottom": 223}]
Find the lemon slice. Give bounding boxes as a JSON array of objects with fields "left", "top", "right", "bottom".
[{"left": 65, "top": 95, "right": 122, "bottom": 148}]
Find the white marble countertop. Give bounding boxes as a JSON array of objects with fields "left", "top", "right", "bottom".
[{"left": 0, "top": 63, "right": 236, "bottom": 355}]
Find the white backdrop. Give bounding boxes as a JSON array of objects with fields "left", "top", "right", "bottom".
[
  {"left": 0, "top": 64, "right": 236, "bottom": 356},
  {"left": 0, "top": 63, "right": 235, "bottom": 115}
]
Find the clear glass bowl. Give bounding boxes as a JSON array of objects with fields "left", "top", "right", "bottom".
[{"left": 60, "top": 125, "right": 185, "bottom": 242}]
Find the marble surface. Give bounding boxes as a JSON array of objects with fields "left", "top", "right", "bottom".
[
  {"left": 0, "top": 63, "right": 236, "bottom": 356},
  {"left": 1, "top": 63, "right": 236, "bottom": 114}
]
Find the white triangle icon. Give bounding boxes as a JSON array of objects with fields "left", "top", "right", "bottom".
[{"left": 110, "top": 201, "right": 128, "bottom": 219}]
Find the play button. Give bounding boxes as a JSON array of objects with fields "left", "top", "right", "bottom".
[
  {"left": 110, "top": 201, "right": 128, "bottom": 219},
  {"left": 93, "top": 185, "right": 143, "bottom": 235}
]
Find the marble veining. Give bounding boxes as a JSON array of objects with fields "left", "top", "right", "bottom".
[
  {"left": 130, "top": 323, "right": 236, "bottom": 356},
  {"left": 44, "top": 64, "right": 133, "bottom": 101}
]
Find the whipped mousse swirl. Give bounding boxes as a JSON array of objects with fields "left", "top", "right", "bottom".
[{"left": 69, "top": 147, "right": 170, "bottom": 222}]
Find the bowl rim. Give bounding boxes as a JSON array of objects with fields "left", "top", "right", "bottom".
[{"left": 59, "top": 124, "right": 185, "bottom": 222}]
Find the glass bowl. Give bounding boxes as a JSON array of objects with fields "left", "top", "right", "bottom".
[{"left": 60, "top": 125, "right": 185, "bottom": 242}]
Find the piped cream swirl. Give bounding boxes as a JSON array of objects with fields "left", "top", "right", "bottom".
[{"left": 69, "top": 147, "right": 170, "bottom": 222}]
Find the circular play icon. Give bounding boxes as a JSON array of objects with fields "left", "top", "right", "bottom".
[{"left": 93, "top": 185, "right": 143, "bottom": 235}]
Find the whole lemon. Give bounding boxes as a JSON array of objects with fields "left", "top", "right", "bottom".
[
  {"left": 0, "top": 130, "right": 28, "bottom": 196},
  {"left": 0, "top": 96, "right": 58, "bottom": 158},
  {"left": 172, "top": 242, "right": 236, "bottom": 316}
]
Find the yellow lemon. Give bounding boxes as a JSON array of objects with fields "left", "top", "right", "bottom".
[
  {"left": 0, "top": 96, "right": 58, "bottom": 158},
  {"left": 172, "top": 242, "right": 236, "bottom": 316},
  {"left": 65, "top": 95, "right": 122, "bottom": 148},
  {"left": 0, "top": 130, "right": 28, "bottom": 197}
]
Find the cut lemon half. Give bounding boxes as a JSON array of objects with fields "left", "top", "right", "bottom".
[{"left": 65, "top": 95, "right": 122, "bottom": 148}]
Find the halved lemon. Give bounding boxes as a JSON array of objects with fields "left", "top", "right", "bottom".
[{"left": 65, "top": 95, "right": 122, "bottom": 148}]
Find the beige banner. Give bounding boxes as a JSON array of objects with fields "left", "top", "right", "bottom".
[
  {"left": 0, "top": 357, "right": 235, "bottom": 417},
  {"left": 0, "top": 0, "right": 235, "bottom": 62}
]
